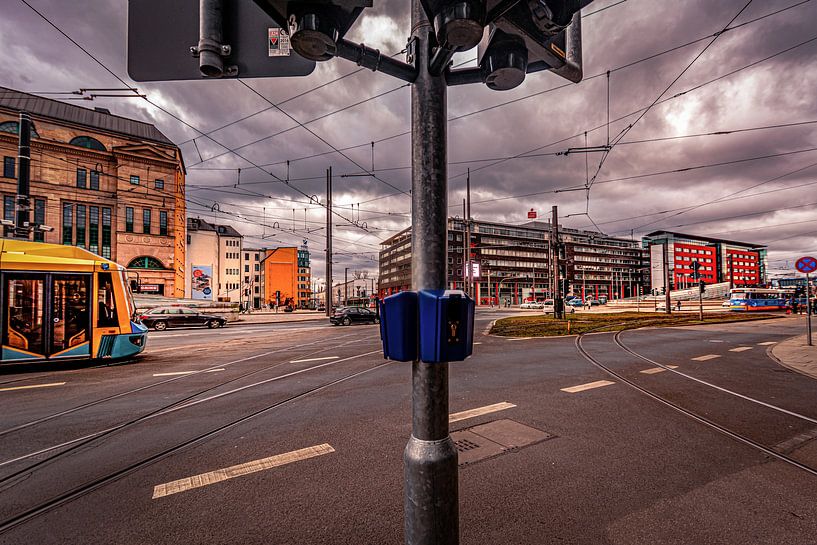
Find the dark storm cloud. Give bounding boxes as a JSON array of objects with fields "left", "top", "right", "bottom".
[{"left": 2, "top": 0, "right": 816, "bottom": 277}]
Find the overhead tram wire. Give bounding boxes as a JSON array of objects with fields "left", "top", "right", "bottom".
[{"left": 17, "top": 0, "right": 370, "bottom": 235}]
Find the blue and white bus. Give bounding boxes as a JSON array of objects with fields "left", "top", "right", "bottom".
[{"left": 728, "top": 288, "right": 804, "bottom": 312}]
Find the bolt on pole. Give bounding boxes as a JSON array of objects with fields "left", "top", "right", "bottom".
[{"left": 404, "top": 1, "right": 458, "bottom": 543}]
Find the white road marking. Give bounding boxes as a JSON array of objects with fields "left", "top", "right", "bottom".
[
  {"left": 473, "top": 342, "right": 483, "bottom": 345},
  {"left": 757, "top": 341, "right": 777, "bottom": 346},
  {"left": 0, "top": 382, "right": 66, "bottom": 392},
  {"left": 691, "top": 354, "right": 721, "bottom": 361},
  {"left": 708, "top": 340, "right": 725, "bottom": 343},
  {"left": 152, "top": 369, "right": 224, "bottom": 377},
  {"left": 729, "top": 346, "right": 753, "bottom": 352},
  {"left": 449, "top": 402, "right": 516, "bottom": 423},
  {"left": 152, "top": 443, "right": 335, "bottom": 499},
  {"left": 561, "top": 380, "right": 615, "bottom": 393},
  {"left": 507, "top": 337, "right": 532, "bottom": 341},
  {"left": 290, "top": 356, "right": 339, "bottom": 364},
  {"left": 640, "top": 365, "right": 679, "bottom": 375}
]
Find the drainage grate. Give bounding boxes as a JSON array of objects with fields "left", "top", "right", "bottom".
[{"left": 454, "top": 438, "right": 481, "bottom": 452}]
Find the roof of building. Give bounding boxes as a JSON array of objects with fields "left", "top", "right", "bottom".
[
  {"left": 187, "top": 217, "right": 243, "bottom": 237},
  {"left": 643, "top": 230, "right": 766, "bottom": 249},
  {"left": 0, "top": 87, "right": 174, "bottom": 146}
]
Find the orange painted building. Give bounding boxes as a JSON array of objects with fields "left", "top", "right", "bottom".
[{"left": 263, "top": 246, "right": 311, "bottom": 308}]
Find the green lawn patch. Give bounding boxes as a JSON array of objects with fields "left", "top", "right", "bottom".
[{"left": 490, "top": 312, "right": 780, "bottom": 337}]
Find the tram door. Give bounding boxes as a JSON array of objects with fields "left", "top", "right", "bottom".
[{"left": 1, "top": 273, "right": 91, "bottom": 362}]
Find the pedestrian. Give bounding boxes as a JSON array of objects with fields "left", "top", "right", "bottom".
[
  {"left": 676, "top": 300, "right": 682, "bottom": 311},
  {"left": 792, "top": 299, "right": 799, "bottom": 315}
]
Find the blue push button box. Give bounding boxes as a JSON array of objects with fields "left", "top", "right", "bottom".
[
  {"left": 379, "top": 291, "right": 418, "bottom": 362},
  {"left": 418, "top": 290, "right": 475, "bottom": 363}
]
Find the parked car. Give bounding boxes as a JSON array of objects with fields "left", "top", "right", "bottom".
[
  {"left": 520, "top": 301, "right": 543, "bottom": 309},
  {"left": 541, "top": 299, "right": 555, "bottom": 313},
  {"left": 317, "top": 304, "right": 326, "bottom": 312},
  {"left": 598, "top": 296, "right": 608, "bottom": 305},
  {"left": 139, "top": 307, "right": 227, "bottom": 331},
  {"left": 330, "top": 306, "right": 379, "bottom": 326},
  {"left": 721, "top": 300, "right": 732, "bottom": 308},
  {"left": 566, "top": 298, "right": 584, "bottom": 307}
]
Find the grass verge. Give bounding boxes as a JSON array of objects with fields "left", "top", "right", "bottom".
[{"left": 490, "top": 312, "right": 781, "bottom": 337}]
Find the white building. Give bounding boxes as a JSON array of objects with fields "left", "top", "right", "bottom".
[
  {"left": 185, "top": 218, "right": 244, "bottom": 303},
  {"left": 243, "top": 248, "right": 265, "bottom": 309}
]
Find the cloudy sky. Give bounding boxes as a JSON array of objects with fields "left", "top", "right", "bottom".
[{"left": 2, "top": 0, "right": 816, "bottom": 281}]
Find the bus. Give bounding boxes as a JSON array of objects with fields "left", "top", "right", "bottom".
[
  {"left": 728, "top": 288, "right": 804, "bottom": 312},
  {"left": 1, "top": 239, "right": 147, "bottom": 364}
]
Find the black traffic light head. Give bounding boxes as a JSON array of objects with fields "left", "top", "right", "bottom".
[
  {"left": 421, "top": 0, "right": 486, "bottom": 51},
  {"left": 252, "top": 0, "right": 372, "bottom": 61},
  {"left": 477, "top": 0, "right": 592, "bottom": 89}
]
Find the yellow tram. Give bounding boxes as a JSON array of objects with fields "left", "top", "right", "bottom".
[{"left": 1, "top": 239, "right": 147, "bottom": 364}]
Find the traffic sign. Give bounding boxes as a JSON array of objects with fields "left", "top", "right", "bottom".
[
  {"left": 796, "top": 256, "right": 817, "bottom": 274},
  {"left": 127, "top": 0, "right": 315, "bottom": 81}
]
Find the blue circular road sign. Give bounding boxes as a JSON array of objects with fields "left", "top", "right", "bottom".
[{"left": 796, "top": 256, "right": 817, "bottom": 273}]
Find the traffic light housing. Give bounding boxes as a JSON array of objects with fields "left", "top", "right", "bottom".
[
  {"left": 699, "top": 281, "right": 706, "bottom": 294},
  {"left": 252, "top": 0, "right": 372, "bottom": 61}
]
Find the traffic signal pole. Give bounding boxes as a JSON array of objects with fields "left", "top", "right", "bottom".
[
  {"left": 14, "top": 112, "right": 31, "bottom": 240},
  {"left": 404, "top": 1, "right": 458, "bottom": 543},
  {"left": 326, "top": 167, "right": 333, "bottom": 318}
]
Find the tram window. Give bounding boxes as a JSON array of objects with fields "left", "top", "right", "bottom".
[
  {"left": 4, "top": 278, "right": 45, "bottom": 354},
  {"left": 53, "top": 276, "right": 89, "bottom": 351},
  {"left": 97, "top": 273, "right": 119, "bottom": 327}
]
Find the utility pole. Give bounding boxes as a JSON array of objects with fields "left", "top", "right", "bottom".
[
  {"left": 14, "top": 112, "right": 32, "bottom": 240},
  {"left": 404, "top": 2, "right": 457, "bottom": 543},
  {"left": 344, "top": 267, "right": 349, "bottom": 305},
  {"left": 325, "top": 167, "right": 333, "bottom": 317},
  {"left": 462, "top": 198, "right": 467, "bottom": 291},
  {"left": 465, "top": 167, "right": 472, "bottom": 298},
  {"left": 551, "top": 205, "right": 563, "bottom": 318},
  {"left": 663, "top": 242, "right": 672, "bottom": 314}
]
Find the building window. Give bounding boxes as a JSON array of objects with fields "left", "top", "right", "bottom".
[
  {"left": 3, "top": 195, "right": 13, "bottom": 237},
  {"left": 33, "top": 198, "right": 45, "bottom": 242},
  {"left": 89, "top": 206, "right": 99, "bottom": 254},
  {"left": 90, "top": 170, "right": 100, "bottom": 190},
  {"left": 76, "top": 205, "right": 86, "bottom": 248},
  {"left": 101, "top": 207, "right": 112, "bottom": 258},
  {"left": 69, "top": 136, "right": 106, "bottom": 151},
  {"left": 127, "top": 256, "right": 166, "bottom": 269},
  {"left": 159, "top": 211, "right": 168, "bottom": 236},
  {"left": 245, "top": 253, "right": 250, "bottom": 260},
  {"left": 3, "top": 157, "right": 14, "bottom": 178},
  {"left": 76, "top": 168, "right": 87, "bottom": 189},
  {"left": 62, "top": 203, "right": 73, "bottom": 245},
  {"left": 143, "top": 209, "right": 151, "bottom": 234},
  {"left": 125, "top": 207, "right": 134, "bottom": 233},
  {"left": 155, "top": 179, "right": 164, "bottom": 190},
  {"left": 0, "top": 121, "right": 39, "bottom": 138},
  {"left": 130, "top": 175, "right": 140, "bottom": 185},
  {"left": 244, "top": 264, "right": 250, "bottom": 272},
  {"left": 255, "top": 263, "right": 260, "bottom": 271}
]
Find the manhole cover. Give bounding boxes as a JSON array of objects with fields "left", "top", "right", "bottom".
[{"left": 451, "top": 419, "right": 554, "bottom": 466}]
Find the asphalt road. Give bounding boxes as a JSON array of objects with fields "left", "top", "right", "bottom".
[{"left": 0, "top": 313, "right": 816, "bottom": 544}]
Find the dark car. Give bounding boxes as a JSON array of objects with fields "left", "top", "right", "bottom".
[
  {"left": 329, "top": 306, "right": 379, "bottom": 326},
  {"left": 139, "top": 307, "right": 227, "bottom": 331}
]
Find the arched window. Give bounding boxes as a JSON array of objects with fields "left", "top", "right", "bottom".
[
  {"left": 0, "top": 121, "right": 40, "bottom": 138},
  {"left": 69, "top": 135, "right": 106, "bottom": 151},
  {"left": 127, "top": 256, "right": 166, "bottom": 269}
]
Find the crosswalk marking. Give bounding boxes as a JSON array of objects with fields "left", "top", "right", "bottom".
[
  {"left": 691, "top": 354, "right": 721, "bottom": 361},
  {"left": 561, "top": 380, "right": 615, "bottom": 393},
  {"left": 152, "top": 444, "right": 335, "bottom": 499}
]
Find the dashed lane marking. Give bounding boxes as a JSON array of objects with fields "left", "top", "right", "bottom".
[
  {"left": 640, "top": 365, "right": 679, "bottom": 374},
  {"left": 290, "top": 356, "right": 339, "bottom": 364},
  {"left": 561, "top": 380, "right": 615, "bottom": 393},
  {"left": 709, "top": 340, "right": 725, "bottom": 343},
  {"left": 691, "top": 354, "right": 721, "bottom": 361},
  {"left": 0, "top": 382, "right": 66, "bottom": 393},
  {"left": 153, "top": 369, "right": 225, "bottom": 377},
  {"left": 758, "top": 341, "right": 777, "bottom": 346},
  {"left": 729, "top": 346, "right": 753, "bottom": 352},
  {"left": 152, "top": 443, "right": 335, "bottom": 499},
  {"left": 449, "top": 402, "right": 516, "bottom": 423}
]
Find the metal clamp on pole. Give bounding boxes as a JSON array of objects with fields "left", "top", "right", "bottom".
[{"left": 191, "top": 0, "right": 237, "bottom": 78}]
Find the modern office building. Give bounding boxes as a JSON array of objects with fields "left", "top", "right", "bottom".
[
  {"left": 379, "top": 218, "right": 649, "bottom": 305},
  {"left": 0, "top": 87, "right": 187, "bottom": 296},
  {"left": 263, "top": 244, "right": 311, "bottom": 308},
  {"left": 185, "top": 218, "right": 244, "bottom": 302},
  {"left": 642, "top": 231, "right": 767, "bottom": 291}
]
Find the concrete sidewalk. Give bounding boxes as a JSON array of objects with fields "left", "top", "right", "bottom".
[{"left": 772, "top": 334, "right": 817, "bottom": 380}]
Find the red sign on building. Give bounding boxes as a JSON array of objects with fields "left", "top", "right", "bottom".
[{"left": 527, "top": 208, "right": 537, "bottom": 219}]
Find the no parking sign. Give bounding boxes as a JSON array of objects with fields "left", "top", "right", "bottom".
[{"left": 795, "top": 256, "right": 817, "bottom": 274}]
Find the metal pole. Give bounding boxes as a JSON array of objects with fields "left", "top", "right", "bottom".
[
  {"left": 807, "top": 273, "right": 813, "bottom": 346},
  {"left": 344, "top": 267, "right": 349, "bottom": 306},
  {"left": 404, "top": 1, "right": 458, "bottom": 543},
  {"left": 551, "top": 206, "right": 562, "bottom": 318},
  {"left": 198, "top": 0, "right": 225, "bottom": 77},
  {"left": 664, "top": 242, "right": 672, "bottom": 314},
  {"left": 698, "top": 285, "right": 703, "bottom": 321},
  {"left": 466, "top": 168, "right": 472, "bottom": 297},
  {"left": 15, "top": 112, "right": 31, "bottom": 240},
  {"left": 325, "top": 168, "right": 333, "bottom": 318}
]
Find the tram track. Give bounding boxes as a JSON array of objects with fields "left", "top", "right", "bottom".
[
  {"left": 0, "top": 353, "right": 393, "bottom": 535},
  {"left": 0, "top": 331, "right": 379, "bottom": 479},
  {"left": 0, "top": 329, "right": 369, "bottom": 438},
  {"left": 575, "top": 331, "right": 817, "bottom": 479}
]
